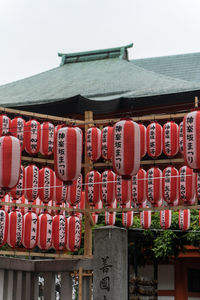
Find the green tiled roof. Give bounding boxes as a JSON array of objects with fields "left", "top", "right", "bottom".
[
  {"left": 133, "top": 52, "right": 200, "bottom": 82},
  {"left": 0, "top": 45, "right": 200, "bottom": 111}
]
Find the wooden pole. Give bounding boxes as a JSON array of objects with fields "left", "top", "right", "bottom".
[
  {"left": 195, "top": 96, "right": 199, "bottom": 108},
  {"left": 84, "top": 111, "right": 94, "bottom": 256},
  {"left": 78, "top": 267, "right": 83, "bottom": 300}
]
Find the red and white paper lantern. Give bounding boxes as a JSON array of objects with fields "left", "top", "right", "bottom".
[
  {"left": 105, "top": 199, "right": 117, "bottom": 226},
  {"left": 54, "top": 126, "right": 82, "bottom": 183},
  {"left": 44, "top": 200, "right": 55, "bottom": 216},
  {"left": 67, "top": 174, "right": 82, "bottom": 207},
  {"left": 24, "top": 165, "right": 39, "bottom": 202},
  {"left": 0, "top": 136, "right": 21, "bottom": 189},
  {"left": 1, "top": 194, "right": 10, "bottom": 213},
  {"left": 66, "top": 215, "right": 82, "bottom": 252},
  {"left": 22, "top": 212, "right": 38, "bottom": 249},
  {"left": 37, "top": 213, "right": 52, "bottom": 250},
  {"left": 10, "top": 165, "right": 25, "bottom": 200},
  {"left": 53, "top": 173, "right": 68, "bottom": 205},
  {"left": 113, "top": 119, "right": 140, "bottom": 177},
  {"left": 92, "top": 213, "right": 99, "bottom": 225},
  {"left": 32, "top": 197, "right": 42, "bottom": 215},
  {"left": 122, "top": 211, "right": 133, "bottom": 228},
  {"left": 10, "top": 117, "right": 26, "bottom": 150},
  {"left": 162, "top": 166, "right": 178, "bottom": 205},
  {"left": 147, "top": 122, "right": 162, "bottom": 158},
  {"left": 101, "top": 126, "right": 113, "bottom": 160},
  {"left": 85, "top": 170, "right": 101, "bottom": 206},
  {"left": 86, "top": 127, "right": 101, "bottom": 161},
  {"left": 0, "top": 115, "right": 11, "bottom": 136},
  {"left": 52, "top": 214, "right": 67, "bottom": 251},
  {"left": 178, "top": 122, "right": 184, "bottom": 154},
  {"left": 0, "top": 210, "right": 8, "bottom": 247},
  {"left": 183, "top": 111, "right": 200, "bottom": 170},
  {"left": 179, "top": 209, "right": 190, "bottom": 231},
  {"left": 132, "top": 168, "right": 146, "bottom": 205},
  {"left": 178, "top": 166, "right": 195, "bottom": 203},
  {"left": 38, "top": 167, "right": 54, "bottom": 204},
  {"left": 24, "top": 119, "right": 41, "bottom": 154},
  {"left": 40, "top": 122, "right": 55, "bottom": 156},
  {"left": 7, "top": 211, "right": 23, "bottom": 248},
  {"left": 163, "top": 121, "right": 179, "bottom": 157},
  {"left": 101, "top": 170, "right": 115, "bottom": 206},
  {"left": 16, "top": 196, "right": 29, "bottom": 215},
  {"left": 146, "top": 167, "right": 162, "bottom": 204},
  {"left": 139, "top": 123, "right": 147, "bottom": 158},
  {"left": 160, "top": 210, "right": 171, "bottom": 229},
  {"left": 140, "top": 211, "right": 151, "bottom": 229},
  {"left": 115, "top": 175, "right": 131, "bottom": 207}
]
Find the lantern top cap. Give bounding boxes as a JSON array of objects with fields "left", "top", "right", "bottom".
[{"left": 58, "top": 44, "right": 133, "bottom": 65}]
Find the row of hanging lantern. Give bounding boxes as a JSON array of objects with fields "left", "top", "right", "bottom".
[{"left": 0, "top": 209, "right": 82, "bottom": 251}]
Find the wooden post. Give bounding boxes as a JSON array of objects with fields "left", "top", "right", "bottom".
[
  {"left": 195, "top": 96, "right": 199, "bottom": 108},
  {"left": 78, "top": 267, "right": 83, "bottom": 300},
  {"left": 84, "top": 111, "right": 94, "bottom": 256}
]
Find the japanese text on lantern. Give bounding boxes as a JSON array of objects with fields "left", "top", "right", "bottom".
[
  {"left": 57, "top": 132, "right": 66, "bottom": 176},
  {"left": 186, "top": 116, "right": 194, "bottom": 164},
  {"left": 114, "top": 124, "right": 122, "bottom": 170}
]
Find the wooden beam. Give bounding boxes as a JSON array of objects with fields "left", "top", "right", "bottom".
[
  {"left": 78, "top": 267, "right": 83, "bottom": 300},
  {"left": 0, "top": 250, "right": 92, "bottom": 259}
]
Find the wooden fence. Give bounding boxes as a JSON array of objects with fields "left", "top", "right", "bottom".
[{"left": 0, "top": 256, "right": 93, "bottom": 300}]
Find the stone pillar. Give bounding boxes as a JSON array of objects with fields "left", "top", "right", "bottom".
[{"left": 93, "top": 226, "right": 128, "bottom": 300}]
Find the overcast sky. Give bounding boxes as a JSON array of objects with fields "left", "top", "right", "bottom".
[{"left": 0, "top": 0, "right": 200, "bottom": 85}]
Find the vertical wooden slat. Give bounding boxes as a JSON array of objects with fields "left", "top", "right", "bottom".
[
  {"left": 82, "top": 274, "right": 91, "bottom": 300},
  {"left": 43, "top": 272, "right": 55, "bottom": 300},
  {"left": 13, "top": 271, "right": 22, "bottom": 300},
  {"left": 78, "top": 267, "right": 83, "bottom": 300},
  {"left": 84, "top": 111, "right": 94, "bottom": 256},
  {"left": 33, "top": 273, "right": 39, "bottom": 300},
  {"left": 60, "top": 272, "right": 72, "bottom": 300},
  {"left": 0, "top": 270, "right": 5, "bottom": 300},
  {"left": 3, "top": 270, "right": 8, "bottom": 300},
  {"left": 7, "top": 270, "right": 14, "bottom": 300}
]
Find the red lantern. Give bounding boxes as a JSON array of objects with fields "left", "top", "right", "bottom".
[
  {"left": 163, "top": 121, "right": 179, "bottom": 157},
  {"left": 160, "top": 210, "right": 171, "bottom": 229},
  {"left": 37, "top": 213, "right": 52, "bottom": 250},
  {"left": 139, "top": 123, "right": 147, "bottom": 158},
  {"left": 32, "top": 197, "right": 42, "bottom": 215},
  {"left": 24, "top": 165, "right": 39, "bottom": 202},
  {"left": 122, "top": 211, "right": 133, "bottom": 228},
  {"left": 0, "top": 210, "right": 8, "bottom": 247},
  {"left": 16, "top": 196, "right": 29, "bottom": 215},
  {"left": 178, "top": 166, "right": 195, "bottom": 203},
  {"left": 0, "top": 136, "right": 21, "bottom": 189},
  {"left": 7, "top": 211, "right": 23, "bottom": 247},
  {"left": 171, "top": 198, "right": 179, "bottom": 207},
  {"left": 154, "top": 199, "right": 163, "bottom": 208},
  {"left": 53, "top": 173, "right": 68, "bottom": 205},
  {"left": 132, "top": 168, "right": 146, "bottom": 205},
  {"left": 101, "top": 126, "right": 113, "bottom": 160},
  {"left": 24, "top": 119, "right": 41, "bottom": 154},
  {"left": 113, "top": 119, "right": 140, "bottom": 177},
  {"left": 85, "top": 171, "right": 101, "bottom": 206},
  {"left": 101, "top": 170, "right": 115, "bottom": 206},
  {"left": 162, "top": 166, "right": 178, "bottom": 205},
  {"left": 55, "top": 202, "right": 66, "bottom": 216},
  {"left": 115, "top": 175, "right": 131, "bottom": 207},
  {"left": 67, "top": 174, "right": 82, "bottom": 207},
  {"left": 86, "top": 127, "right": 101, "bottom": 161},
  {"left": 66, "top": 215, "right": 82, "bottom": 252},
  {"left": 38, "top": 167, "right": 54, "bottom": 204},
  {"left": 105, "top": 199, "right": 117, "bottom": 226},
  {"left": 178, "top": 121, "right": 184, "bottom": 154},
  {"left": 140, "top": 211, "right": 151, "bottom": 229},
  {"left": 52, "top": 214, "right": 67, "bottom": 251},
  {"left": 146, "top": 122, "right": 162, "bottom": 158},
  {"left": 146, "top": 167, "right": 162, "bottom": 204},
  {"left": 183, "top": 111, "right": 200, "bottom": 170},
  {"left": 10, "top": 117, "right": 25, "bottom": 150},
  {"left": 0, "top": 115, "right": 11, "bottom": 136},
  {"left": 1, "top": 194, "right": 10, "bottom": 213},
  {"left": 179, "top": 209, "right": 190, "bottom": 231},
  {"left": 44, "top": 200, "right": 55, "bottom": 216},
  {"left": 40, "top": 122, "right": 54, "bottom": 156},
  {"left": 54, "top": 126, "right": 82, "bottom": 183},
  {"left": 10, "top": 165, "right": 25, "bottom": 200},
  {"left": 92, "top": 213, "right": 99, "bottom": 225},
  {"left": 22, "top": 212, "right": 38, "bottom": 249}
]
